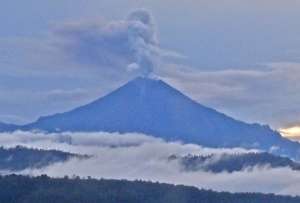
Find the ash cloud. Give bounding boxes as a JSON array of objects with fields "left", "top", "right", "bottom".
[
  {"left": 1, "top": 131, "right": 300, "bottom": 196},
  {"left": 54, "top": 9, "right": 164, "bottom": 77}
]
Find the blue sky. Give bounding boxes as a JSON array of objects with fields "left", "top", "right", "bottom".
[{"left": 1, "top": 0, "right": 300, "bottom": 132}]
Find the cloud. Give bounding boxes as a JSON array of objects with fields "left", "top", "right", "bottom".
[
  {"left": 158, "top": 63, "right": 300, "bottom": 128},
  {"left": 0, "top": 115, "right": 28, "bottom": 125},
  {"left": 280, "top": 126, "right": 300, "bottom": 141},
  {"left": 126, "top": 9, "right": 160, "bottom": 76},
  {"left": 0, "top": 131, "right": 254, "bottom": 154},
  {"left": 45, "top": 88, "right": 88, "bottom": 102},
  {"left": 53, "top": 9, "right": 166, "bottom": 77},
  {"left": 1, "top": 131, "right": 300, "bottom": 196}
]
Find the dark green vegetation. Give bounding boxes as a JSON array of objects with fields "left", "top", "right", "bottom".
[
  {"left": 169, "top": 152, "right": 300, "bottom": 173},
  {"left": 0, "top": 146, "right": 88, "bottom": 171},
  {"left": 0, "top": 175, "right": 298, "bottom": 203}
]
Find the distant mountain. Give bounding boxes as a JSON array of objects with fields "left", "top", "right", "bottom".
[
  {"left": 169, "top": 152, "right": 300, "bottom": 173},
  {"left": 5, "top": 77, "right": 300, "bottom": 159},
  {"left": 0, "top": 122, "right": 18, "bottom": 132},
  {"left": 1, "top": 175, "right": 299, "bottom": 203},
  {"left": 0, "top": 146, "right": 88, "bottom": 171}
]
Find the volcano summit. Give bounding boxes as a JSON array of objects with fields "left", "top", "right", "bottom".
[{"left": 3, "top": 77, "right": 300, "bottom": 159}]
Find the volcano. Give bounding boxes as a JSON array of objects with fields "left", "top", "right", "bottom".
[{"left": 6, "top": 77, "right": 300, "bottom": 159}]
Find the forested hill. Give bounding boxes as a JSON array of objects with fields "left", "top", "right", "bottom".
[
  {"left": 0, "top": 175, "right": 299, "bottom": 203},
  {"left": 0, "top": 146, "right": 88, "bottom": 171},
  {"left": 169, "top": 152, "right": 300, "bottom": 173}
]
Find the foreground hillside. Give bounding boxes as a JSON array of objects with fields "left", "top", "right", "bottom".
[
  {"left": 0, "top": 175, "right": 299, "bottom": 203},
  {"left": 0, "top": 146, "right": 87, "bottom": 171}
]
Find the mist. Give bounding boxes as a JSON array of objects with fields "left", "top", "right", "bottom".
[{"left": 1, "top": 131, "right": 300, "bottom": 196}]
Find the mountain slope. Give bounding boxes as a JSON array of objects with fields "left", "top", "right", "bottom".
[
  {"left": 0, "top": 122, "right": 18, "bottom": 132},
  {"left": 19, "top": 77, "right": 300, "bottom": 159}
]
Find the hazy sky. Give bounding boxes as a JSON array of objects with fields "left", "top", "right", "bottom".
[{"left": 1, "top": 0, "right": 300, "bottom": 133}]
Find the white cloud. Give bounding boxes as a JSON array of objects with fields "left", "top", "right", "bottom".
[
  {"left": 280, "top": 126, "right": 300, "bottom": 141},
  {"left": 1, "top": 131, "right": 300, "bottom": 196}
]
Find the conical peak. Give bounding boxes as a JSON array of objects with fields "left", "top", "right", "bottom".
[
  {"left": 18, "top": 75, "right": 300, "bottom": 161},
  {"left": 129, "top": 76, "right": 163, "bottom": 86},
  {"left": 118, "top": 76, "right": 186, "bottom": 99},
  {"left": 125, "top": 77, "right": 176, "bottom": 91},
  {"left": 100, "top": 76, "right": 203, "bottom": 112}
]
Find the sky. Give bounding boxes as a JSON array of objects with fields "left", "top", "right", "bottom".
[{"left": 1, "top": 0, "right": 300, "bottom": 137}]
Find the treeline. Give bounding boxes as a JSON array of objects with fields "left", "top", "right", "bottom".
[
  {"left": 0, "top": 146, "right": 88, "bottom": 171},
  {"left": 169, "top": 152, "right": 300, "bottom": 173},
  {"left": 0, "top": 174, "right": 298, "bottom": 203}
]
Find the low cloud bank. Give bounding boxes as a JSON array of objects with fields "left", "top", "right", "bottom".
[{"left": 0, "top": 131, "right": 300, "bottom": 196}]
